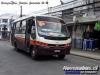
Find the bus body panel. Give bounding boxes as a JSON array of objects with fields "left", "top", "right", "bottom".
[{"left": 11, "top": 15, "right": 71, "bottom": 57}]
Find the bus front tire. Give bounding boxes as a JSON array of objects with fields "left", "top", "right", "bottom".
[
  {"left": 30, "top": 47, "right": 38, "bottom": 60},
  {"left": 58, "top": 54, "right": 65, "bottom": 59}
]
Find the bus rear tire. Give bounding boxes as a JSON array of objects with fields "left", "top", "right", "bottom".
[
  {"left": 14, "top": 42, "right": 20, "bottom": 51},
  {"left": 58, "top": 54, "right": 65, "bottom": 59}
]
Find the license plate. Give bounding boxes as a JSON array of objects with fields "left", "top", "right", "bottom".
[{"left": 54, "top": 50, "right": 60, "bottom": 52}]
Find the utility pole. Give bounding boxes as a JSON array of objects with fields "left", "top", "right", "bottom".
[
  {"left": 20, "top": 6, "right": 22, "bottom": 17},
  {"left": 47, "top": 0, "right": 49, "bottom": 14},
  {"left": 60, "top": 0, "right": 64, "bottom": 18},
  {"left": 60, "top": 0, "right": 64, "bottom": 5},
  {"left": 93, "top": 0, "right": 95, "bottom": 15}
]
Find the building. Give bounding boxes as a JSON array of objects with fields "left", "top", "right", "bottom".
[{"left": 0, "top": 13, "right": 18, "bottom": 39}]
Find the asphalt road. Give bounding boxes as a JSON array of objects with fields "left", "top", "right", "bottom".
[{"left": 0, "top": 41, "right": 100, "bottom": 75}]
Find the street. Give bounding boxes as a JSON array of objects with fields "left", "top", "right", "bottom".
[{"left": 0, "top": 41, "right": 100, "bottom": 75}]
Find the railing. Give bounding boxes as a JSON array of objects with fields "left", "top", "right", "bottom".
[
  {"left": 32, "top": 0, "right": 86, "bottom": 15},
  {"left": 50, "top": 0, "right": 86, "bottom": 12}
]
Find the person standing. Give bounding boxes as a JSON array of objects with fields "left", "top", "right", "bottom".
[{"left": 82, "top": 25, "right": 92, "bottom": 50}]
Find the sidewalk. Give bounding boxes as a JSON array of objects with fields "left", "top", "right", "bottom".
[{"left": 70, "top": 48, "right": 100, "bottom": 60}]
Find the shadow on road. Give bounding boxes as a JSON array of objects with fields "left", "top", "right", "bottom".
[{"left": 13, "top": 48, "right": 68, "bottom": 61}]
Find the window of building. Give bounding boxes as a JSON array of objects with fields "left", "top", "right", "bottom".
[{"left": 2, "top": 19, "right": 8, "bottom": 23}]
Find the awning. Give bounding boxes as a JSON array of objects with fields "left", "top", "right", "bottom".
[{"left": 66, "top": 21, "right": 97, "bottom": 26}]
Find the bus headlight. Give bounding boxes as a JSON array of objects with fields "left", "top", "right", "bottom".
[{"left": 35, "top": 41, "right": 48, "bottom": 47}]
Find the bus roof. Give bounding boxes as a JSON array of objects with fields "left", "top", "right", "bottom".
[{"left": 13, "top": 15, "right": 63, "bottom": 23}]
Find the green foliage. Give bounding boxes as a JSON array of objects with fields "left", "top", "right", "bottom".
[{"left": 94, "top": 22, "right": 100, "bottom": 31}]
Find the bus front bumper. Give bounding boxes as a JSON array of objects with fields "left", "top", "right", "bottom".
[{"left": 36, "top": 46, "right": 71, "bottom": 55}]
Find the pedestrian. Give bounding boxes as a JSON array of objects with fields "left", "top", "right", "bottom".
[{"left": 82, "top": 25, "right": 92, "bottom": 51}]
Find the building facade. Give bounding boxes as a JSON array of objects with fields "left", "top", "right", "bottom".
[{"left": 0, "top": 13, "right": 18, "bottom": 39}]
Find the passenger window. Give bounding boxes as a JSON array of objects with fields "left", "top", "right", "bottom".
[
  {"left": 21, "top": 20, "right": 26, "bottom": 34},
  {"left": 15, "top": 22, "right": 20, "bottom": 34}
]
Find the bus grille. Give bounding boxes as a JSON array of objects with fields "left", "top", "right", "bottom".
[{"left": 48, "top": 44, "right": 65, "bottom": 48}]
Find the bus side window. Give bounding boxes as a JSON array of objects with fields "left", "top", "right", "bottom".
[
  {"left": 15, "top": 22, "right": 20, "bottom": 34},
  {"left": 21, "top": 20, "right": 26, "bottom": 34}
]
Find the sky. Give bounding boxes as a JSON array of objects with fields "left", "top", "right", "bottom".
[{"left": 0, "top": 0, "right": 72, "bottom": 15}]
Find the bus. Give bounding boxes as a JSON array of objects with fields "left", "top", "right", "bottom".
[{"left": 11, "top": 15, "right": 71, "bottom": 59}]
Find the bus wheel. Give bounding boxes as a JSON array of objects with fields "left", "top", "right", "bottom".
[
  {"left": 58, "top": 55, "right": 65, "bottom": 59},
  {"left": 30, "top": 47, "right": 38, "bottom": 60},
  {"left": 14, "top": 42, "right": 19, "bottom": 51}
]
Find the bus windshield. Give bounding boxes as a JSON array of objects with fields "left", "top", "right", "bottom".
[{"left": 36, "top": 16, "right": 70, "bottom": 38}]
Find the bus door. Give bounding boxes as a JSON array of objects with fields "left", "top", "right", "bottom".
[
  {"left": 25, "top": 18, "right": 34, "bottom": 51},
  {"left": 20, "top": 20, "right": 26, "bottom": 49},
  {"left": 11, "top": 23, "right": 16, "bottom": 45}
]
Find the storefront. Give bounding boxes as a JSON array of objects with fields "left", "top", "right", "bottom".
[{"left": 66, "top": 21, "right": 100, "bottom": 50}]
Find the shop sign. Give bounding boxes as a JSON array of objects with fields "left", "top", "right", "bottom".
[{"left": 77, "top": 15, "right": 96, "bottom": 22}]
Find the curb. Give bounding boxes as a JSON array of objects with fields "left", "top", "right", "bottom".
[
  {"left": 0, "top": 39, "right": 10, "bottom": 42},
  {"left": 70, "top": 51, "right": 100, "bottom": 60}
]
